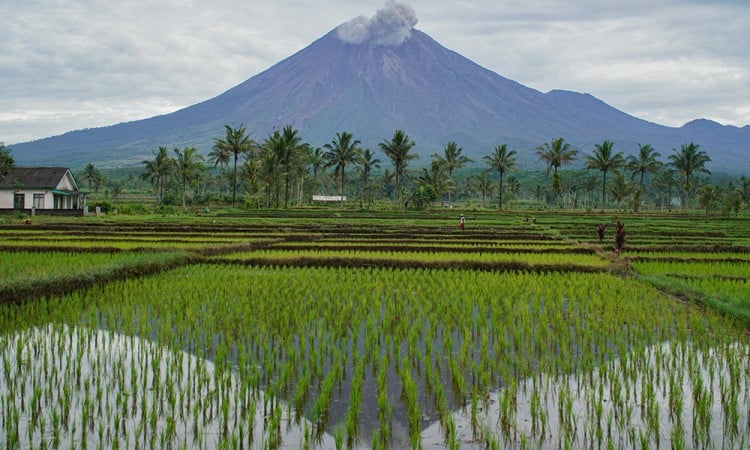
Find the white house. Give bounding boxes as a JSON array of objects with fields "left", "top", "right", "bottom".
[{"left": 0, "top": 167, "right": 86, "bottom": 213}]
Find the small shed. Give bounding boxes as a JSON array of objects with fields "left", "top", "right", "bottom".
[{"left": 0, "top": 167, "right": 87, "bottom": 214}]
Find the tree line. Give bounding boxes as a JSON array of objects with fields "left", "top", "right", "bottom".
[{"left": 56, "top": 126, "right": 750, "bottom": 214}]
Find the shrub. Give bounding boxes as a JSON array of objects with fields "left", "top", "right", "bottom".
[{"left": 117, "top": 203, "right": 149, "bottom": 215}]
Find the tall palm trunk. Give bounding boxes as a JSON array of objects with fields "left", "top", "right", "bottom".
[
  {"left": 498, "top": 171, "right": 504, "bottom": 210},
  {"left": 232, "top": 154, "right": 238, "bottom": 207},
  {"left": 340, "top": 167, "right": 346, "bottom": 208}
]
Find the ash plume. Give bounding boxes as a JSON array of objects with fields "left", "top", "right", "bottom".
[{"left": 335, "top": 1, "right": 418, "bottom": 47}]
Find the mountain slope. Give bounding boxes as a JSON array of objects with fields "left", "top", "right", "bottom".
[{"left": 11, "top": 28, "right": 749, "bottom": 172}]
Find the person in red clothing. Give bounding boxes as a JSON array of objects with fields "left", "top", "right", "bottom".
[{"left": 459, "top": 214, "right": 465, "bottom": 231}]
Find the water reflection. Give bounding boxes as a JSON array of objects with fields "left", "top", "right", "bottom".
[{"left": 1, "top": 325, "right": 748, "bottom": 449}]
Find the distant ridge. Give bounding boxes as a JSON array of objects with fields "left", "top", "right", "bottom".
[{"left": 11, "top": 11, "right": 749, "bottom": 172}]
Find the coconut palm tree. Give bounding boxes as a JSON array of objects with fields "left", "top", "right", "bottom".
[
  {"left": 262, "top": 130, "right": 286, "bottom": 208},
  {"left": 626, "top": 143, "right": 661, "bottom": 190},
  {"left": 81, "top": 163, "right": 102, "bottom": 191},
  {"left": 172, "top": 147, "right": 204, "bottom": 209},
  {"left": 585, "top": 140, "right": 625, "bottom": 208},
  {"left": 324, "top": 131, "right": 362, "bottom": 207},
  {"left": 381, "top": 169, "right": 396, "bottom": 200},
  {"left": 697, "top": 185, "right": 719, "bottom": 215},
  {"left": 536, "top": 137, "right": 578, "bottom": 176},
  {"left": 379, "top": 130, "right": 417, "bottom": 208},
  {"left": 309, "top": 147, "right": 327, "bottom": 183},
  {"left": 257, "top": 143, "right": 279, "bottom": 208},
  {"left": 280, "top": 125, "right": 305, "bottom": 208},
  {"left": 536, "top": 137, "right": 578, "bottom": 206},
  {"left": 668, "top": 142, "right": 711, "bottom": 210},
  {"left": 432, "top": 141, "right": 471, "bottom": 205},
  {"left": 484, "top": 144, "right": 517, "bottom": 210},
  {"left": 608, "top": 171, "right": 635, "bottom": 210},
  {"left": 470, "top": 172, "right": 494, "bottom": 208},
  {"left": 416, "top": 160, "right": 451, "bottom": 204},
  {"left": 355, "top": 148, "right": 381, "bottom": 208},
  {"left": 207, "top": 140, "right": 231, "bottom": 199},
  {"left": 140, "top": 146, "right": 172, "bottom": 205},
  {"left": 213, "top": 124, "right": 254, "bottom": 207}
]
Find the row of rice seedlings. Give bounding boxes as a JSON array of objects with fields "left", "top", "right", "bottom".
[
  {"left": 627, "top": 251, "right": 750, "bottom": 261},
  {"left": 0, "top": 233, "right": 248, "bottom": 243},
  {"left": 634, "top": 260, "right": 750, "bottom": 278},
  {"left": 0, "top": 251, "right": 189, "bottom": 289},
  {"left": 671, "top": 277, "right": 750, "bottom": 302},
  {"left": 273, "top": 241, "right": 582, "bottom": 251},
  {"left": 214, "top": 249, "right": 610, "bottom": 267},
  {"left": 2, "top": 265, "right": 749, "bottom": 448},
  {"left": 546, "top": 215, "right": 750, "bottom": 244}
]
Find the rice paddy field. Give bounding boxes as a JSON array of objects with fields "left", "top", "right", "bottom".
[{"left": 1, "top": 211, "right": 749, "bottom": 449}]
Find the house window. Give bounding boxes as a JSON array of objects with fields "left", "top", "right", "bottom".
[
  {"left": 33, "top": 194, "right": 45, "bottom": 209},
  {"left": 13, "top": 193, "right": 24, "bottom": 209}
]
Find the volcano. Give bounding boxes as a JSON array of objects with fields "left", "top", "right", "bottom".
[{"left": 11, "top": 4, "right": 750, "bottom": 172}]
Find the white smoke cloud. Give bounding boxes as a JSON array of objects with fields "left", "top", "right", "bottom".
[{"left": 335, "top": 1, "right": 418, "bottom": 46}]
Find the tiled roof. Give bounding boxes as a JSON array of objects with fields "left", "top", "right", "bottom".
[{"left": 0, "top": 167, "right": 73, "bottom": 189}]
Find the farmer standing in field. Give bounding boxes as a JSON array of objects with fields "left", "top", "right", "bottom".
[
  {"left": 459, "top": 214, "right": 465, "bottom": 231},
  {"left": 614, "top": 216, "right": 625, "bottom": 253}
]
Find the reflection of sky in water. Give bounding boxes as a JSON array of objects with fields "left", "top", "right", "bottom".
[
  {"left": 422, "top": 341, "right": 750, "bottom": 449},
  {"left": 1, "top": 325, "right": 748, "bottom": 449},
  {"left": 0, "top": 324, "right": 336, "bottom": 449}
]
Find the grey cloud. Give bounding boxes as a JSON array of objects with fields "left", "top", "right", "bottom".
[{"left": 335, "top": 1, "right": 418, "bottom": 46}]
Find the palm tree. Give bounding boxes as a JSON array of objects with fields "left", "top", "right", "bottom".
[
  {"left": 697, "top": 185, "right": 719, "bottom": 215},
  {"left": 280, "top": 125, "right": 305, "bottom": 208},
  {"left": 240, "top": 157, "right": 262, "bottom": 208},
  {"left": 81, "top": 163, "right": 102, "bottom": 191},
  {"left": 608, "top": 171, "right": 635, "bottom": 210},
  {"left": 626, "top": 144, "right": 661, "bottom": 189},
  {"left": 433, "top": 141, "right": 471, "bottom": 205},
  {"left": 381, "top": 169, "right": 396, "bottom": 200},
  {"left": 213, "top": 124, "right": 254, "bottom": 207},
  {"left": 173, "top": 147, "right": 204, "bottom": 209},
  {"left": 585, "top": 140, "right": 625, "bottom": 208},
  {"left": 483, "top": 144, "right": 517, "bottom": 210},
  {"left": 324, "top": 132, "right": 362, "bottom": 207},
  {"left": 536, "top": 137, "right": 578, "bottom": 176},
  {"left": 257, "top": 143, "right": 280, "bottom": 208},
  {"left": 416, "top": 160, "right": 451, "bottom": 205},
  {"left": 668, "top": 142, "right": 711, "bottom": 210},
  {"left": 262, "top": 130, "right": 286, "bottom": 208},
  {"left": 470, "top": 172, "right": 494, "bottom": 208},
  {"left": 207, "top": 140, "right": 231, "bottom": 199},
  {"left": 356, "top": 148, "right": 381, "bottom": 208},
  {"left": 140, "top": 146, "right": 172, "bottom": 205},
  {"left": 536, "top": 137, "right": 578, "bottom": 206},
  {"left": 207, "top": 140, "right": 231, "bottom": 169},
  {"left": 309, "top": 147, "right": 327, "bottom": 183},
  {"left": 379, "top": 130, "right": 418, "bottom": 208},
  {"left": 652, "top": 168, "right": 677, "bottom": 211}
]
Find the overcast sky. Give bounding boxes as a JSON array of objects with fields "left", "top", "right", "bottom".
[{"left": 2, "top": 0, "right": 748, "bottom": 145}]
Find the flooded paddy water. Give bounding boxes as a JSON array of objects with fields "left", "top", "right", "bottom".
[{"left": 2, "top": 323, "right": 748, "bottom": 449}]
